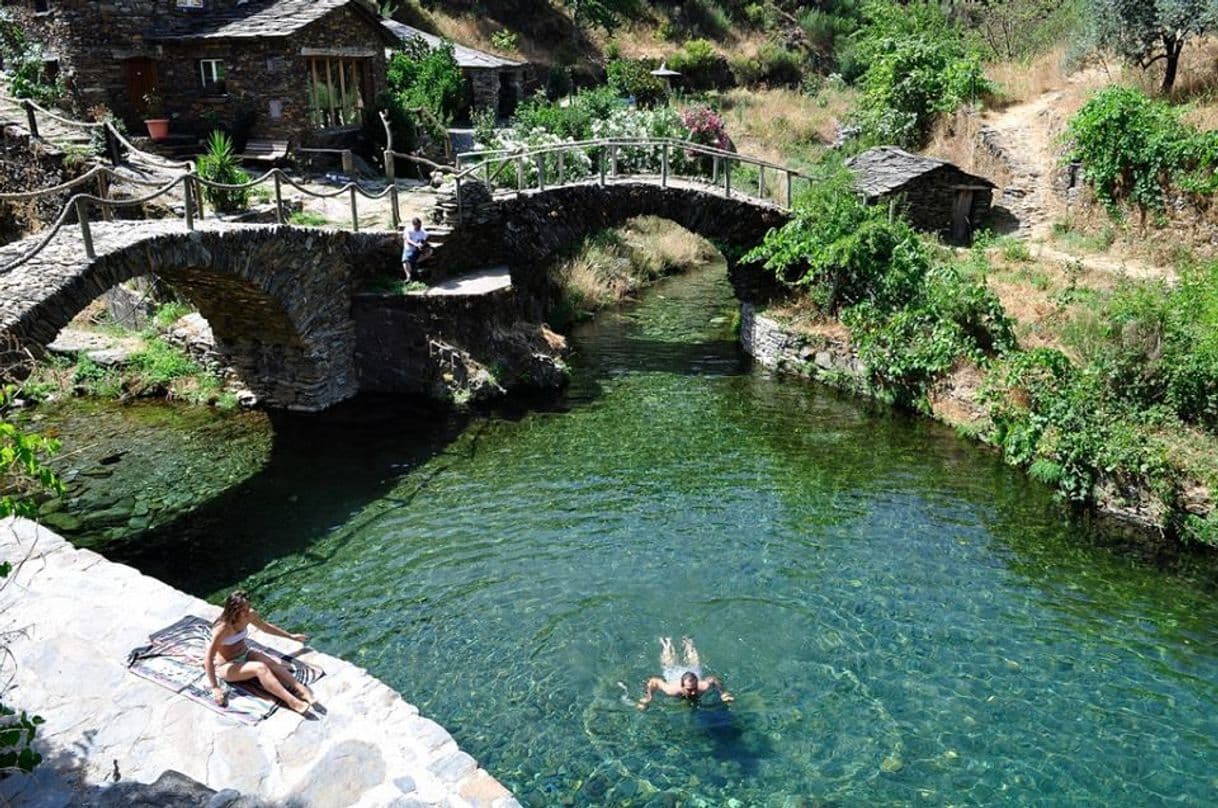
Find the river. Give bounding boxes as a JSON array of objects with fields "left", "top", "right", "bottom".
[{"left": 33, "top": 259, "right": 1218, "bottom": 805}]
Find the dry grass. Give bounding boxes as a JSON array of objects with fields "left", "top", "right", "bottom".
[
  {"left": 720, "top": 86, "right": 856, "bottom": 166},
  {"left": 553, "top": 217, "right": 719, "bottom": 312},
  {"left": 926, "top": 108, "right": 1010, "bottom": 185},
  {"left": 986, "top": 47, "right": 1071, "bottom": 108},
  {"left": 622, "top": 215, "right": 720, "bottom": 271}
]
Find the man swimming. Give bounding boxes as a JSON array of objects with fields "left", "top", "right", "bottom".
[{"left": 637, "top": 636, "right": 734, "bottom": 709}]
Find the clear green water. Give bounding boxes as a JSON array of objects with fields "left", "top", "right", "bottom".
[{"left": 54, "top": 263, "right": 1218, "bottom": 805}]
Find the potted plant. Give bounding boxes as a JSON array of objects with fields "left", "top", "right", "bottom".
[{"left": 141, "top": 90, "right": 169, "bottom": 140}]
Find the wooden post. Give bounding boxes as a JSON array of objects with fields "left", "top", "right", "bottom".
[
  {"left": 517, "top": 156, "right": 524, "bottom": 192},
  {"left": 390, "top": 182, "right": 400, "bottom": 229},
  {"left": 105, "top": 124, "right": 121, "bottom": 165},
  {"left": 785, "top": 170, "right": 792, "bottom": 209},
  {"left": 536, "top": 155, "right": 545, "bottom": 190},
  {"left": 724, "top": 159, "right": 732, "bottom": 198},
  {"left": 599, "top": 147, "right": 606, "bottom": 186},
  {"left": 274, "top": 172, "right": 285, "bottom": 224},
  {"left": 75, "top": 199, "right": 95, "bottom": 259},
  {"left": 341, "top": 149, "right": 354, "bottom": 176},
  {"left": 193, "top": 177, "right": 205, "bottom": 220},
  {"left": 183, "top": 178, "right": 195, "bottom": 230},
  {"left": 661, "top": 143, "right": 669, "bottom": 188},
  {"left": 455, "top": 174, "right": 463, "bottom": 222},
  {"left": 96, "top": 173, "right": 111, "bottom": 221},
  {"left": 349, "top": 185, "right": 359, "bottom": 231},
  {"left": 484, "top": 159, "right": 491, "bottom": 184},
  {"left": 610, "top": 145, "right": 618, "bottom": 177},
  {"left": 22, "top": 100, "right": 38, "bottom": 140},
  {"left": 384, "top": 149, "right": 395, "bottom": 181},
  {"left": 712, "top": 155, "right": 719, "bottom": 186},
  {"left": 758, "top": 165, "right": 765, "bottom": 198},
  {"left": 557, "top": 151, "right": 565, "bottom": 185}
]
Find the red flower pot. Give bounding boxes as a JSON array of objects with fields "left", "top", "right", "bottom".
[{"left": 144, "top": 119, "right": 170, "bottom": 140}]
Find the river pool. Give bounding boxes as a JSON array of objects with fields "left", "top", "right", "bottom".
[{"left": 43, "top": 262, "right": 1218, "bottom": 805}]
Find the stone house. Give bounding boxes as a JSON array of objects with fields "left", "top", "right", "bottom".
[
  {"left": 3, "top": 0, "right": 395, "bottom": 146},
  {"left": 381, "top": 20, "right": 526, "bottom": 121},
  {"left": 846, "top": 146, "right": 995, "bottom": 243}
]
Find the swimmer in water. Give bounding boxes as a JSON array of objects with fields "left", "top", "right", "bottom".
[{"left": 636, "top": 636, "right": 733, "bottom": 709}]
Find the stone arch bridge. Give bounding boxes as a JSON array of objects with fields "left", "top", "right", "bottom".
[{"left": 0, "top": 179, "right": 792, "bottom": 410}]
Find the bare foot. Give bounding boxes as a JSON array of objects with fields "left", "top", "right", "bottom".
[{"left": 295, "top": 682, "right": 316, "bottom": 704}]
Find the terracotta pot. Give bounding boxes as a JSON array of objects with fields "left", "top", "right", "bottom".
[{"left": 144, "top": 118, "right": 170, "bottom": 140}]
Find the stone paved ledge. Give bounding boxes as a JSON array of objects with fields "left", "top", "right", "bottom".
[{"left": 0, "top": 518, "right": 518, "bottom": 808}]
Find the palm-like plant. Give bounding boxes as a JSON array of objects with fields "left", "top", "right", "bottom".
[{"left": 196, "top": 130, "right": 250, "bottom": 213}]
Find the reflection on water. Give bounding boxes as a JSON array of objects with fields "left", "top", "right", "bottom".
[{"left": 42, "top": 260, "right": 1218, "bottom": 805}]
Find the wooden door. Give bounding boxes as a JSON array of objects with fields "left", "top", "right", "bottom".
[
  {"left": 125, "top": 58, "right": 159, "bottom": 114},
  {"left": 951, "top": 190, "right": 974, "bottom": 244}
]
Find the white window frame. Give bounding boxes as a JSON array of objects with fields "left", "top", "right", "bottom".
[
  {"left": 199, "top": 59, "right": 224, "bottom": 91},
  {"left": 177, "top": 0, "right": 204, "bottom": 8}
]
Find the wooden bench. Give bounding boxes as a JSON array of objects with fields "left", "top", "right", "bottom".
[{"left": 238, "top": 138, "right": 290, "bottom": 164}]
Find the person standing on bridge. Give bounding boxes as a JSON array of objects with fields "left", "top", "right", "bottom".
[{"left": 401, "top": 217, "right": 430, "bottom": 283}]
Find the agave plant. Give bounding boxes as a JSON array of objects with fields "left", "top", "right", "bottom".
[{"left": 196, "top": 130, "right": 250, "bottom": 213}]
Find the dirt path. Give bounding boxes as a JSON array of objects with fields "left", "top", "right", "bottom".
[{"left": 980, "top": 70, "right": 1174, "bottom": 281}]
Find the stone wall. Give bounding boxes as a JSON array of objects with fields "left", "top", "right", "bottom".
[
  {"left": 6, "top": 0, "right": 388, "bottom": 146},
  {"left": 0, "top": 123, "right": 89, "bottom": 245},
  {"left": 352, "top": 287, "right": 567, "bottom": 402},
  {"left": 738, "top": 303, "right": 863, "bottom": 384},
  {"left": 889, "top": 165, "right": 993, "bottom": 243}
]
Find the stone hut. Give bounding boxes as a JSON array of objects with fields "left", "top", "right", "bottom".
[
  {"left": 381, "top": 21, "right": 526, "bottom": 120},
  {"left": 846, "top": 146, "right": 995, "bottom": 243},
  {"left": 4, "top": 0, "right": 395, "bottom": 147}
]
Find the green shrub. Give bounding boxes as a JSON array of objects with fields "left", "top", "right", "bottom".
[
  {"left": 747, "top": 162, "right": 1012, "bottom": 407},
  {"left": 607, "top": 58, "right": 668, "bottom": 107},
  {"left": 196, "top": 131, "right": 250, "bottom": 213},
  {"left": 383, "top": 38, "right": 465, "bottom": 151},
  {"left": 729, "top": 42, "right": 806, "bottom": 88},
  {"left": 128, "top": 339, "right": 200, "bottom": 388},
  {"left": 490, "top": 29, "right": 519, "bottom": 51},
  {"left": 1066, "top": 86, "right": 1218, "bottom": 214},
  {"left": 667, "top": 39, "right": 732, "bottom": 91},
  {"left": 0, "top": 12, "right": 62, "bottom": 103},
  {"left": 853, "top": 0, "right": 992, "bottom": 148}
]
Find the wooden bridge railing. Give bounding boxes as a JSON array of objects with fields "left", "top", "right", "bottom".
[
  {"left": 1, "top": 125, "right": 811, "bottom": 275},
  {"left": 448, "top": 137, "right": 814, "bottom": 214}
]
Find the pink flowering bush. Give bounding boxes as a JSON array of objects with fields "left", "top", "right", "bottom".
[{"left": 680, "top": 106, "right": 729, "bottom": 151}]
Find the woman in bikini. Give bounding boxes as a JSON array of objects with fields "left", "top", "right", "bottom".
[{"left": 203, "top": 590, "right": 317, "bottom": 714}]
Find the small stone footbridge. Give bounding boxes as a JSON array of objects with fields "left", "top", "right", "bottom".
[{"left": 0, "top": 138, "right": 809, "bottom": 410}]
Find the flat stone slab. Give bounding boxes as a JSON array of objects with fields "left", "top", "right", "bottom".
[
  {"left": 0, "top": 518, "right": 519, "bottom": 808},
  {"left": 421, "top": 267, "right": 511, "bottom": 297}
]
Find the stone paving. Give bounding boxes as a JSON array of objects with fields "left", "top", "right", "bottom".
[
  {"left": 420, "top": 266, "right": 511, "bottom": 297},
  {"left": 0, "top": 518, "right": 518, "bottom": 808}
]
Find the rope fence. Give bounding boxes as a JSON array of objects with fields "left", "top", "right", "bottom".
[{"left": 2, "top": 126, "right": 810, "bottom": 275}]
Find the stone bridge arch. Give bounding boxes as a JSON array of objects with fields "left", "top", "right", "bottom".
[
  {"left": 0, "top": 222, "right": 392, "bottom": 410},
  {"left": 438, "top": 180, "right": 793, "bottom": 302}
]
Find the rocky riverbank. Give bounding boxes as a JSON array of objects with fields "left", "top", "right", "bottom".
[
  {"left": 739, "top": 303, "right": 1211, "bottom": 539},
  {"left": 0, "top": 519, "right": 518, "bottom": 808}
]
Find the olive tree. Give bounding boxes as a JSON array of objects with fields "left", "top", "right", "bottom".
[{"left": 1090, "top": 0, "right": 1218, "bottom": 93}]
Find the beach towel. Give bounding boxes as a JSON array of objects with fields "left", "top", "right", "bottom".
[{"left": 126, "top": 615, "right": 324, "bottom": 725}]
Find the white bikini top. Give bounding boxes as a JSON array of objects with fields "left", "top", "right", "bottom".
[{"left": 221, "top": 627, "right": 248, "bottom": 646}]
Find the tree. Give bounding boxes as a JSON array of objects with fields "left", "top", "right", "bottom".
[
  {"left": 561, "top": 0, "right": 635, "bottom": 33},
  {"left": 1091, "top": 0, "right": 1218, "bottom": 94}
]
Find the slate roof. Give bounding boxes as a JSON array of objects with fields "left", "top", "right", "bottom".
[
  {"left": 149, "top": 0, "right": 392, "bottom": 42},
  {"left": 382, "top": 20, "right": 524, "bottom": 69},
  {"left": 846, "top": 146, "right": 994, "bottom": 199}
]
